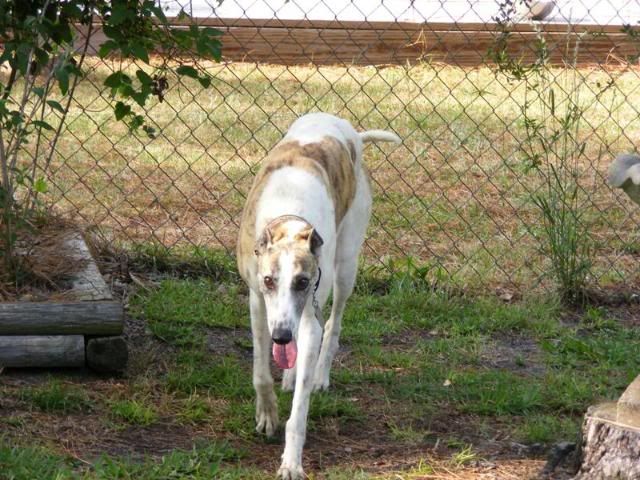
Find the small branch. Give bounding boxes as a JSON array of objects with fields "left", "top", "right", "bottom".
[
  {"left": 42, "top": 17, "right": 95, "bottom": 179},
  {"left": 6, "top": 0, "right": 52, "bottom": 176}
]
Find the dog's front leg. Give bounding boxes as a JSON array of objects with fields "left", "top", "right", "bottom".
[
  {"left": 250, "top": 289, "right": 278, "bottom": 437},
  {"left": 282, "top": 363, "right": 296, "bottom": 392},
  {"left": 278, "top": 312, "right": 322, "bottom": 480}
]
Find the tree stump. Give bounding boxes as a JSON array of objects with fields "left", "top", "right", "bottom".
[{"left": 574, "top": 375, "right": 640, "bottom": 479}]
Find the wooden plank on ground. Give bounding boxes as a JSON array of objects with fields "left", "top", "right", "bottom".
[
  {"left": 0, "top": 302, "right": 123, "bottom": 335},
  {"left": 86, "top": 336, "right": 128, "bottom": 372},
  {"left": 65, "top": 232, "right": 113, "bottom": 301},
  {"left": 0, "top": 335, "right": 85, "bottom": 368}
]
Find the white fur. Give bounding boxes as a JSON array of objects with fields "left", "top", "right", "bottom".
[
  {"left": 245, "top": 112, "right": 399, "bottom": 480},
  {"left": 360, "top": 129, "right": 402, "bottom": 144}
]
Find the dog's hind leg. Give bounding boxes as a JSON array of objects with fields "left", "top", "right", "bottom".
[
  {"left": 250, "top": 289, "right": 278, "bottom": 437},
  {"left": 313, "top": 172, "right": 372, "bottom": 391},
  {"left": 312, "top": 256, "right": 357, "bottom": 392}
]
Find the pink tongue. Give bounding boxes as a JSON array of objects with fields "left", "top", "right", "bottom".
[{"left": 272, "top": 339, "right": 298, "bottom": 369}]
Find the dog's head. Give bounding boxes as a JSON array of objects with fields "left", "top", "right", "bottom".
[{"left": 254, "top": 217, "right": 323, "bottom": 369}]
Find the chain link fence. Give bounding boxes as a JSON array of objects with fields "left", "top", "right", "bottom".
[{"left": 42, "top": 0, "right": 640, "bottom": 295}]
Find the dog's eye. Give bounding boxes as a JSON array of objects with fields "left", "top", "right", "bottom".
[
  {"left": 294, "top": 277, "right": 309, "bottom": 291},
  {"left": 264, "top": 276, "right": 275, "bottom": 290}
]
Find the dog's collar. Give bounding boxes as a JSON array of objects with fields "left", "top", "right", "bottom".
[
  {"left": 264, "top": 214, "right": 311, "bottom": 230},
  {"left": 313, "top": 267, "right": 322, "bottom": 294},
  {"left": 312, "top": 266, "right": 322, "bottom": 325}
]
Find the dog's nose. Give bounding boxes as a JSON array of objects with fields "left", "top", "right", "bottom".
[{"left": 272, "top": 327, "right": 292, "bottom": 345}]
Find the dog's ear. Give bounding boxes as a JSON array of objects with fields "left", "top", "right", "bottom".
[
  {"left": 296, "top": 227, "right": 323, "bottom": 256},
  {"left": 254, "top": 227, "right": 273, "bottom": 256},
  {"left": 309, "top": 229, "right": 324, "bottom": 255}
]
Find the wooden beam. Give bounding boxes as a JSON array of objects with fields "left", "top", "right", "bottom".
[
  {"left": 86, "top": 336, "right": 128, "bottom": 372},
  {"left": 214, "top": 27, "right": 639, "bottom": 66},
  {"left": 0, "top": 301, "right": 123, "bottom": 335},
  {"left": 72, "top": 20, "right": 640, "bottom": 67},
  {"left": 66, "top": 232, "right": 113, "bottom": 301},
  {"left": 165, "top": 17, "right": 639, "bottom": 35},
  {"left": 0, "top": 335, "right": 85, "bottom": 368}
]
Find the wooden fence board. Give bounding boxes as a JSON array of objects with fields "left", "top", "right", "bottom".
[
  {"left": 216, "top": 27, "right": 639, "bottom": 66},
  {"left": 73, "top": 20, "right": 640, "bottom": 66},
  {"left": 167, "top": 17, "right": 639, "bottom": 35}
]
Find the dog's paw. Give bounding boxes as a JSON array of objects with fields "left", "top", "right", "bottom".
[
  {"left": 277, "top": 463, "right": 305, "bottom": 480},
  {"left": 255, "top": 396, "right": 278, "bottom": 437},
  {"left": 281, "top": 368, "right": 296, "bottom": 392},
  {"left": 312, "top": 371, "right": 331, "bottom": 392}
]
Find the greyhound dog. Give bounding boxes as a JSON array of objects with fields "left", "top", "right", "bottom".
[{"left": 237, "top": 112, "right": 400, "bottom": 479}]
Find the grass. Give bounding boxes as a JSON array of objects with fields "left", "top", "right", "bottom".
[
  {"left": 178, "top": 394, "right": 212, "bottom": 425},
  {"left": 165, "top": 352, "right": 253, "bottom": 398},
  {"left": 2, "top": 56, "right": 640, "bottom": 478},
  {"left": 0, "top": 444, "right": 76, "bottom": 480},
  {"left": 128, "top": 278, "right": 247, "bottom": 346},
  {"left": 515, "top": 414, "right": 581, "bottom": 444},
  {"left": 20, "top": 379, "right": 92, "bottom": 413},
  {"left": 9, "top": 57, "right": 637, "bottom": 294},
  {"left": 4, "top": 262, "right": 639, "bottom": 477},
  {"left": 0, "top": 442, "right": 242, "bottom": 480},
  {"left": 110, "top": 399, "right": 158, "bottom": 426}
]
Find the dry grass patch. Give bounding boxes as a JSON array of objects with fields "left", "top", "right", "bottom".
[{"left": 4, "top": 60, "right": 639, "bottom": 292}]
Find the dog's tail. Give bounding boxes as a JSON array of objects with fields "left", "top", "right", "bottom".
[{"left": 360, "top": 130, "right": 401, "bottom": 144}]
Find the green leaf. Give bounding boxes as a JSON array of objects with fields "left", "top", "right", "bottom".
[
  {"left": 32, "top": 120, "right": 55, "bottom": 131},
  {"left": 0, "top": 44, "right": 14, "bottom": 66},
  {"left": 198, "top": 76, "right": 212, "bottom": 88},
  {"left": 46, "top": 100, "right": 65, "bottom": 114},
  {"left": 130, "top": 44, "right": 150, "bottom": 63},
  {"left": 136, "top": 70, "right": 153, "bottom": 85},
  {"left": 118, "top": 84, "right": 135, "bottom": 97},
  {"left": 33, "top": 48, "right": 50, "bottom": 70},
  {"left": 176, "top": 65, "right": 199, "bottom": 79},
  {"left": 132, "top": 91, "right": 148, "bottom": 107},
  {"left": 34, "top": 177, "right": 48, "bottom": 194},
  {"left": 130, "top": 114, "right": 144, "bottom": 130},
  {"left": 32, "top": 87, "right": 45, "bottom": 98},
  {"left": 15, "top": 43, "right": 32, "bottom": 75},
  {"left": 55, "top": 67, "right": 69, "bottom": 95},
  {"left": 98, "top": 40, "right": 119, "bottom": 59},
  {"left": 150, "top": 5, "right": 168, "bottom": 24},
  {"left": 109, "top": 3, "right": 133, "bottom": 26},
  {"left": 10, "top": 112, "right": 23, "bottom": 127},
  {"left": 203, "top": 27, "right": 223, "bottom": 37},
  {"left": 104, "top": 72, "right": 130, "bottom": 89},
  {"left": 114, "top": 101, "right": 131, "bottom": 121}
]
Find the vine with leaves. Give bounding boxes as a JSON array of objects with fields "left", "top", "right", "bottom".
[{"left": 0, "top": 0, "right": 222, "bottom": 282}]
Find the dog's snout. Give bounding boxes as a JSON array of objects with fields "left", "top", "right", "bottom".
[{"left": 272, "top": 327, "right": 293, "bottom": 345}]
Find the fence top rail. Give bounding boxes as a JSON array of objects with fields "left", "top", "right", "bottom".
[
  {"left": 166, "top": 17, "right": 639, "bottom": 35},
  {"left": 158, "top": 0, "right": 640, "bottom": 27}
]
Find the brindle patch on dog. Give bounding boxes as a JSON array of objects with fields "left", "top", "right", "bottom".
[
  {"left": 253, "top": 220, "right": 321, "bottom": 321},
  {"left": 237, "top": 137, "right": 356, "bottom": 284}
]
